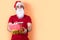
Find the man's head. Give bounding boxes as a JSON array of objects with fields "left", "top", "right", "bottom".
[
  {"left": 14, "top": 1, "right": 24, "bottom": 10},
  {"left": 14, "top": 1, "right": 24, "bottom": 19}
]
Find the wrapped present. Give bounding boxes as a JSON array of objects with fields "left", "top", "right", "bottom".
[
  {"left": 8, "top": 22, "right": 24, "bottom": 34},
  {"left": 12, "top": 30, "right": 19, "bottom": 34},
  {"left": 9, "top": 23, "right": 20, "bottom": 31},
  {"left": 19, "top": 27, "right": 24, "bottom": 34},
  {"left": 12, "top": 28, "right": 24, "bottom": 34}
]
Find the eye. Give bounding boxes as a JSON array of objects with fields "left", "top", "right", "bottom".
[
  {"left": 20, "top": 5, "right": 24, "bottom": 8},
  {"left": 16, "top": 6, "right": 19, "bottom": 8}
]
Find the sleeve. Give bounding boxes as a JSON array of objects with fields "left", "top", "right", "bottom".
[
  {"left": 8, "top": 16, "right": 13, "bottom": 23},
  {"left": 27, "top": 16, "right": 32, "bottom": 23}
]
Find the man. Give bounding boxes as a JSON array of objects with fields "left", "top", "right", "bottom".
[{"left": 8, "top": 1, "right": 32, "bottom": 40}]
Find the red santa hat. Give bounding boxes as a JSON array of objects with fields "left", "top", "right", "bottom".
[{"left": 14, "top": 1, "right": 24, "bottom": 8}]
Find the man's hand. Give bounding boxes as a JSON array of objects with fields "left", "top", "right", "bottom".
[
  {"left": 19, "top": 27, "right": 27, "bottom": 34},
  {"left": 8, "top": 22, "right": 12, "bottom": 32},
  {"left": 27, "top": 22, "right": 32, "bottom": 32}
]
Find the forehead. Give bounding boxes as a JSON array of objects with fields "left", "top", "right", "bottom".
[{"left": 16, "top": 2, "right": 22, "bottom": 6}]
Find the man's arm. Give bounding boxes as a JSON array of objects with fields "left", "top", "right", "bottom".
[
  {"left": 8, "top": 16, "right": 13, "bottom": 32},
  {"left": 22, "top": 22, "right": 32, "bottom": 34},
  {"left": 23, "top": 16, "right": 32, "bottom": 33},
  {"left": 8, "top": 22, "right": 12, "bottom": 32},
  {"left": 27, "top": 22, "right": 32, "bottom": 32}
]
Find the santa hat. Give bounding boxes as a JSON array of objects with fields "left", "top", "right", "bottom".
[{"left": 14, "top": 1, "right": 24, "bottom": 8}]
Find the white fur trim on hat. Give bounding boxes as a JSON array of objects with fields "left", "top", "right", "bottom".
[{"left": 16, "top": 2, "right": 24, "bottom": 6}]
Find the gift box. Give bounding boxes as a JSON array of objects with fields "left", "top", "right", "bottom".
[
  {"left": 8, "top": 22, "right": 24, "bottom": 34},
  {"left": 9, "top": 23, "right": 20, "bottom": 31}
]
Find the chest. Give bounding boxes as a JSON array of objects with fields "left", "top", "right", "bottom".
[
  {"left": 13, "top": 17, "right": 27, "bottom": 22},
  {"left": 12, "top": 17, "right": 28, "bottom": 27}
]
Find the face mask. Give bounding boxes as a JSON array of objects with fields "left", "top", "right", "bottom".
[{"left": 16, "top": 8, "right": 24, "bottom": 19}]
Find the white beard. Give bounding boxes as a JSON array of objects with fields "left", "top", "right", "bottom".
[{"left": 16, "top": 8, "right": 24, "bottom": 19}]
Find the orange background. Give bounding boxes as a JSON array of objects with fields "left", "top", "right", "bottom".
[{"left": 0, "top": 0, "right": 60, "bottom": 40}]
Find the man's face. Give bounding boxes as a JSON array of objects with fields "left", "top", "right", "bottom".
[
  {"left": 15, "top": 2, "right": 24, "bottom": 10},
  {"left": 15, "top": 2, "right": 24, "bottom": 19}
]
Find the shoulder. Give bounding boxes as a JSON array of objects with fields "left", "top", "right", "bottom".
[
  {"left": 24, "top": 15, "right": 32, "bottom": 23},
  {"left": 24, "top": 15, "right": 31, "bottom": 18},
  {"left": 9, "top": 15, "right": 16, "bottom": 18}
]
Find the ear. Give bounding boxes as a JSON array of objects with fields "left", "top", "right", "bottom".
[{"left": 15, "top": 7, "right": 17, "bottom": 10}]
